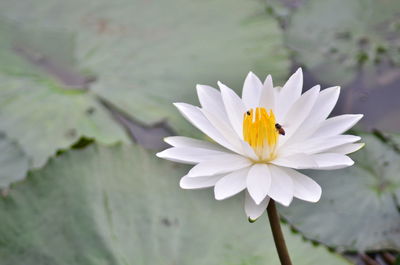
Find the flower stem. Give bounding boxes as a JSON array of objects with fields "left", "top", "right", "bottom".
[{"left": 267, "top": 199, "right": 293, "bottom": 265}]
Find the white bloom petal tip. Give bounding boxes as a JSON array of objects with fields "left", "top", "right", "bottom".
[
  {"left": 248, "top": 217, "right": 258, "bottom": 223},
  {"left": 172, "top": 102, "right": 184, "bottom": 109},
  {"left": 214, "top": 193, "right": 224, "bottom": 201},
  {"left": 162, "top": 137, "right": 173, "bottom": 145},
  {"left": 279, "top": 198, "right": 293, "bottom": 207},
  {"left": 180, "top": 175, "right": 223, "bottom": 190},
  {"left": 293, "top": 67, "right": 303, "bottom": 81},
  {"left": 294, "top": 67, "right": 302, "bottom": 74},
  {"left": 244, "top": 71, "right": 260, "bottom": 83},
  {"left": 245, "top": 191, "right": 269, "bottom": 220},
  {"left": 179, "top": 177, "right": 189, "bottom": 189}
]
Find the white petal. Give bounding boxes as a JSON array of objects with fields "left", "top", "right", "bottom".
[
  {"left": 313, "top": 114, "right": 364, "bottom": 138},
  {"left": 174, "top": 103, "right": 235, "bottom": 151},
  {"left": 218, "top": 81, "right": 246, "bottom": 138},
  {"left": 281, "top": 85, "right": 340, "bottom": 147},
  {"left": 196, "top": 84, "right": 226, "bottom": 115},
  {"left": 278, "top": 85, "right": 320, "bottom": 146},
  {"left": 267, "top": 165, "right": 294, "bottom": 206},
  {"left": 156, "top": 147, "right": 226, "bottom": 164},
  {"left": 246, "top": 164, "right": 271, "bottom": 204},
  {"left": 240, "top": 140, "right": 259, "bottom": 161},
  {"left": 214, "top": 167, "right": 250, "bottom": 200},
  {"left": 326, "top": 143, "right": 365, "bottom": 154},
  {"left": 196, "top": 107, "right": 258, "bottom": 160},
  {"left": 187, "top": 154, "right": 252, "bottom": 177},
  {"left": 242, "top": 72, "right": 263, "bottom": 109},
  {"left": 245, "top": 191, "right": 270, "bottom": 221},
  {"left": 310, "top": 86, "right": 340, "bottom": 121},
  {"left": 164, "top": 136, "right": 226, "bottom": 152},
  {"left": 259, "top": 75, "right": 275, "bottom": 110},
  {"left": 281, "top": 168, "right": 321, "bottom": 202},
  {"left": 275, "top": 68, "right": 303, "bottom": 121},
  {"left": 201, "top": 108, "right": 242, "bottom": 152},
  {"left": 271, "top": 153, "right": 318, "bottom": 169},
  {"left": 312, "top": 153, "right": 354, "bottom": 170},
  {"left": 283, "top": 135, "right": 361, "bottom": 155},
  {"left": 180, "top": 175, "right": 223, "bottom": 189}
]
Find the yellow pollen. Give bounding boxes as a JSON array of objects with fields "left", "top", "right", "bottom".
[{"left": 243, "top": 108, "right": 278, "bottom": 156}]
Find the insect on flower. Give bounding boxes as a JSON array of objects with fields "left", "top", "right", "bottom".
[
  {"left": 275, "top": 123, "right": 285, "bottom": 136},
  {"left": 157, "top": 68, "right": 363, "bottom": 221}
]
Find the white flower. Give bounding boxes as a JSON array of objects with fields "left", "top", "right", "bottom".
[{"left": 157, "top": 69, "right": 363, "bottom": 221}]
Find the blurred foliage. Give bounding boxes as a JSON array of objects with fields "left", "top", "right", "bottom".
[
  {"left": 284, "top": 0, "right": 400, "bottom": 85},
  {"left": 280, "top": 133, "right": 400, "bottom": 252},
  {"left": 0, "top": 21, "right": 130, "bottom": 168},
  {"left": 0, "top": 133, "right": 29, "bottom": 189},
  {"left": 0, "top": 143, "right": 351, "bottom": 265}
]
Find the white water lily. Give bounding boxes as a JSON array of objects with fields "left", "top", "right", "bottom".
[{"left": 157, "top": 69, "right": 363, "bottom": 221}]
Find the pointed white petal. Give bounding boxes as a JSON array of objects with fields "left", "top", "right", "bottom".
[
  {"left": 240, "top": 140, "right": 259, "bottom": 161},
  {"left": 278, "top": 85, "right": 320, "bottom": 146},
  {"left": 283, "top": 135, "right": 361, "bottom": 155},
  {"left": 187, "top": 154, "right": 252, "bottom": 177},
  {"left": 174, "top": 103, "right": 235, "bottom": 151},
  {"left": 267, "top": 165, "right": 294, "bottom": 206},
  {"left": 242, "top": 72, "right": 263, "bottom": 109},
  {"left": 326, "top": 143, "right": 365, "bottom": 154},
  {"left": 271, "top": 153, "right": 318, "bottom": 169},
  {"left": 281, "top": 168, "right": 321, "bottom": 202},
  {"left": 156, "top": 147, "right": 226, "bottom": 164},
  {"left": 312, "top": 153, "right": 354, "bottom": 170},
  {"left": 245, "top": 191, "right": 270, "bottom": 221},
  {"left": 281, "top": 85, "right": 340, "bottom": 147},
  {"left": 164, "top": 136, "right": 226, "bottom": 152},
  {"left": 201, "top": 108, "right": 243, "bottom": 151},
  {"left": 218, "top": 81, "right": 246, "bottom": 138},
  {"left": 313, "top": 114, "right": 364, "bottom": 138},
  {"left": 246, "top": 164, "right": 271, "bottom": 205},
  {"left": 214, "top": 167, "right": 250, "bottom": 200},
  {"left": 275, "top": 68, "right": 303, "bottom": 121},
  {"left": 313, "top": 86, "right": 340, "bottom": 118},
  {"left": 196, "top": 84, "right": 226, "bottom": 115},
  {"left": 259, "top": 75, "right": 275, "bottom": 110},
  {"left": 180, "top": 175, "right": 223, "bottom": 189}
]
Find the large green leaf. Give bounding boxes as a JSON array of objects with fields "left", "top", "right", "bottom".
[
  {"left": 0, "top": 143, "right": 350, "bottom": 265},
  {"left": 0, "top": 0, "right": 289, "bottom": 139},
  {"left": 285, "top": 0, "right": 400, "bottom": 85},
  {"left": 0, "top": 21, "right": 130, "bottom": 168},
  {"left": 280, "top": 133, "right": 400, "bottom": 252},
  {"left": 0, "top": 133, "right": 29, "bottom": 189}
]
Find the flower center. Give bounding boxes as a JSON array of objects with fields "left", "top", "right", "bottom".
[{"left": 243, "top": 107, "right": 279, "bottom": 160}]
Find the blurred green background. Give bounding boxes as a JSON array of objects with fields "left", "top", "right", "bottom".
[{"left": 0, "top": 0, "right": 399, "bottom": 264}]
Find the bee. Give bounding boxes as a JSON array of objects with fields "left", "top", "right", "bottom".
[
  {"left": 246, "top": 110, "right": 251, "bottom": 115},
  {"left": 275, "top": 123, "right": 285, "bottom": 136}
]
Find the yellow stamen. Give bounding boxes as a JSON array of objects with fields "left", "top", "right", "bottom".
[{"left": 243, "top": 108, "right": 278, "bottom": 159}]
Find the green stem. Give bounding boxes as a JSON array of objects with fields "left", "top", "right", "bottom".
[{"left": 267, "top": 199, "right": 293, "bottom": 265}]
